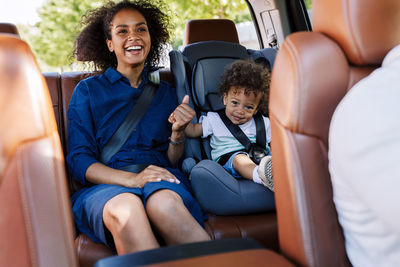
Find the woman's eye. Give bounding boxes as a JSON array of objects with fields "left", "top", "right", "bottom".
[
  {"left": 117, "top": 29, "right": 127, "bottom": 34},
  {"left": 138, "top": 27, "right": 147, "bottom": 33}
]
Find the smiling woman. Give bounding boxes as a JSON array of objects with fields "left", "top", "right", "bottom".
[
  {"left": 67, "top": 0, "right": 210, "bottom": 256},
  {"left": 74, "top": 0, "right": 171, "bottom": 72},
  {"left": 106, "top": 9, "right": 151, "bottom": 86}
]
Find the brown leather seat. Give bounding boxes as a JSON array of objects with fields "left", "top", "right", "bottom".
[
  {"left": 0, "top": 35, "right": 77, "bottom": 266},
  {"left": 183, "top": 19, "right": 240, "bottom": 47},
  {"left": 0, "top": 23, "right": 19, "bottom": 36},
  {"left": 269, "top": 0, "right": 400, "bottom": 266}
]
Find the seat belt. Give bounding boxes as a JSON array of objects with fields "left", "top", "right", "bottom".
[
  {"left": 100, "top": 75, "right": 158, "bottom": 165},
  {"left": 217, "top": 109, "right": 267, "bottom": 165}
]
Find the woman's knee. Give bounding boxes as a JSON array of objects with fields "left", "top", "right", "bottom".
[
  {"left": 103, "top": 193, "right": 144, "bottom": 228},
  {"left": 146, "top": 190, "right": 183, "bottom": 218}
]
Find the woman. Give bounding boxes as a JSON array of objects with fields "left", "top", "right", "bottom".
[{"left": 67, "top": 0, "right": 210, "bottom": 255}]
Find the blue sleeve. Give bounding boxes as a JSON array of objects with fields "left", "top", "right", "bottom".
[{"left": 66, "top": 81, "right": 99, "bottom": 185}]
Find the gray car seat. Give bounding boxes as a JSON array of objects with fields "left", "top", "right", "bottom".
[{"left": 169, "top": 20, "right": 277, "bottom": 215}]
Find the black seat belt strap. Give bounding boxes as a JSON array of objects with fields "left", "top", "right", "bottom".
[
  {"left": 217, "top": 109, "right": 266, "bottom": 152},
  {"left": 254, "top": 112, "right": 266, "bottom": 148},
  {"left": 217, "top": 110, "right": 252, "bottom": 151},
  {"left": 100, "top": 82, "right": 158, "bottom": 164}
]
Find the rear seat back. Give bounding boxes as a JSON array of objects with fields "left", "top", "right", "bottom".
[
  {"left": 44, "top": 72, "right": 64, "bottom": 148},
  {"left": 183, "top": 19, "right": 240, "bottom": 46},
  {"left": 0, "top": 34, "right": 77, "bottom": 267},
  {"left": 0, "top": 23, "right": 19, "bottom": 36}
]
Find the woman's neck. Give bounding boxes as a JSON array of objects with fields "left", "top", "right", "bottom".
[{"left": 116, "top": 64, "right": 145, "bottom": 88}]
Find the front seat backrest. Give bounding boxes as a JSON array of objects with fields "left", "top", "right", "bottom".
[
  {"left": 0, "top": 35, "right": 77, "bottom": 267},
  {"left": 269, "top": 0, "right": 400, "bottom": 266}
]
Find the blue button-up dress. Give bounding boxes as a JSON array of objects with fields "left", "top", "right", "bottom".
[{"left": 67, "top": 67, "right": 204, "bottom": 248}]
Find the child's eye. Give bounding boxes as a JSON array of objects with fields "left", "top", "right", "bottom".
[
  {"left": 246, "top": 106, "right": 254, "bottom": 110},
  {"left": 231, "top": 101, "right": 238, "bottom": 105}
]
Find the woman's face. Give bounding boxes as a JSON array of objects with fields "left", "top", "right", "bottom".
[{"left": 107, "top": 8, "right": 151, "bottom": 72}]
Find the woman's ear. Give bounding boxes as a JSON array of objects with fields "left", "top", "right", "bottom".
[{"left": 106, "top": 39, "right": 114, "bottom": 52}]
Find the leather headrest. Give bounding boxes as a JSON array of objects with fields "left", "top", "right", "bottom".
[
  {"left": 0, "top": 35, "right": 55, "bottom": 179},
  {"left": 313, "top": 0, "right": 400, "bottom": 65},
  {"left": 183, "top": 19, "right": 239, "bottom": 47},
  {"left": 0, "top": 23, "right": 20, "bottom": 36}
]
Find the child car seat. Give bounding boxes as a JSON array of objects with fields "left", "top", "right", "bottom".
[{"left": 169, "top": 20, "right": 277, "bottom": 215}]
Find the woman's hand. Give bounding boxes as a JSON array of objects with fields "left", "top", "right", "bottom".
[
  {"left": 169, "top": 95, "right": 195, "bottom": 132},
  {"left": 127, "top": 165, "right": 180, "bottom": 188}
]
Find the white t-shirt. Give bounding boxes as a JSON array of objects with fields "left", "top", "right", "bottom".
[
  {"left": 200, "top": 111, "right": 271, "bottom": 161},
  {"left": 329, "top": 44, "right": 400, "bottom": 267}
]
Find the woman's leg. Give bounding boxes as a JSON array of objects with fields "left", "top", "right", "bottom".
[
  {"left": 103, "top": 193, "right": 159, "bottom": 255},
  {"left": 146, "top": 189, "right": 211, "bottom": 245},
  {"left": 232, "top": 153, "right": 257, "bottom": 180}
]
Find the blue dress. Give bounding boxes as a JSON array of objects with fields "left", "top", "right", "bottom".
[{"left": 67, "top": 67, "right": 204, "bottom": 248}]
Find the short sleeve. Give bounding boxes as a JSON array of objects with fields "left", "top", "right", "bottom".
[{"left": 199, "top": 112, "right": 215, "bottom": 138}]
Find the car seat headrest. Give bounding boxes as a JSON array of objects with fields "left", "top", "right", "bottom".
[
  {"left": 183, "top": 41, "right": 249, "bottom": 111},
  {"left": 313, "top": 0, "right": 400, "bottom": 66},
  {"left": 0, "top": 23, "right": 20, "bottom": 37},
  {"left": 183, "top": 19, "right": 240, "bottom": 47}
]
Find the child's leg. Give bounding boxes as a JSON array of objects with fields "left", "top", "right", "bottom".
[
  {"left": 221, "top": 152, "right": 263, "bottom": 184},
  {"left": 232, "top": 153, "right": 257, "bottom": 180}
]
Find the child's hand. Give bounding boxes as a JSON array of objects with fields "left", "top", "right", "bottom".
[
  {"left": 169, "top": 95, "right": 195, "bottom": 132},
  {"left": 168, "top": 112, "right": 176, "bottom": 124}
]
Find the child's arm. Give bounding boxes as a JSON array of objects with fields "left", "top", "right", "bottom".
[
  {"left": 168, "top": 101, "right": 202, "bottom": 138},
  {"left": 185, "top": 122, "right": 203, "bottom": 138}
]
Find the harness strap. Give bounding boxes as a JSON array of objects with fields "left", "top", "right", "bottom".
[{"left": 217, "top": 109, "right": 267, "bottom": 165}]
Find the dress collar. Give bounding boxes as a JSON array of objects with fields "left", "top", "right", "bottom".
[{"left": 104, "top": 67, "right": 149, "bottom": 86}]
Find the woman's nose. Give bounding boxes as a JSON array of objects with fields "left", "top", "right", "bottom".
[
  {"left": 127, "top": 32, "right": 139, "bottom": 41},
  {"left": 127, "top": 33, "right": 135, "bottom": 41}
]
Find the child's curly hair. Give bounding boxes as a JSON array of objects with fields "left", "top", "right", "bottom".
[
  {"left": 219, "top": 59, "right": 271, "bottom": 114},
  {"left": 74, "top": 0, "right": 171, "bottom": 72}
]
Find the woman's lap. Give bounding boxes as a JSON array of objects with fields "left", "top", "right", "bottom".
[{"left": 71, "top": 181, "right": 204, "bottom": 248}]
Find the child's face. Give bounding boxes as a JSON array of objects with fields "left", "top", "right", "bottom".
[
  {"left": 107, "top": 8, "right": 151, "bottom": 72},
  {"left": 223, "top": 87, "right": 262, "bottom": 125}
]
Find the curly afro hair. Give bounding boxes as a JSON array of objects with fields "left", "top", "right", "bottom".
[
  {"left": 74, "top": 0, "right": 171, "bottom": 72},
  {"left": 219, "top": 59, "right": 271, "bottom": 114}
]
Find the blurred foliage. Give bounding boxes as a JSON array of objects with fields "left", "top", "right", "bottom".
[
  {"left": 19, "top": 0, "right": 251, "bottom": 71},
  {"left": 305, "top": 0, "right": 312, "bottom": 9},
  {"left": 168, "top": 0, "right": 250, "bottom": 49}
]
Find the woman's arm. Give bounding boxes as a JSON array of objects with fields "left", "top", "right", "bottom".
[{"left": 167, "top": 130, "right": 186, "bottom": 167}]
